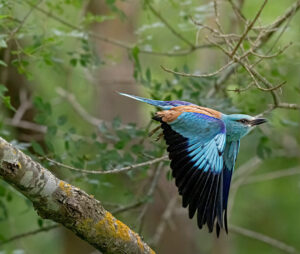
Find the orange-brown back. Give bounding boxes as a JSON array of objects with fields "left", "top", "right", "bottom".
[{"left": 155, "top": 105, "right": 222, "bottom": 123}]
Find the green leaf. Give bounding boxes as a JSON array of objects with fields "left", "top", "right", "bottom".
[
  {"left": 0, "top": 60, "right": 7, "bottom": 67},
  {"left": 3, "top": 96, "right": 16, "bottom": 111},
  {"left": 37, "top": 218, "right": 44, "bottom": 228},
  {"left": 0, "top": 39, "right": 7, "bottom": 48},
  {"left": 70, "top": 58, "right": 77, "bottom": 66},
  {"left": 31, "top": 141, "right": 45, "bottom": 156},
  {"left": 0, "top": 85, "right": 7, "bottom": 96},
  {"left": 114, "top": 140, "right": 126, "bottom": 150},
  {"left": 57, "top": 115, "right": 68, "bottom": 126}
]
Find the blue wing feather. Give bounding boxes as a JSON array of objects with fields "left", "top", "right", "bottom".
[{"left": 155, "top": 112, "right": 230, "bottom": 234}]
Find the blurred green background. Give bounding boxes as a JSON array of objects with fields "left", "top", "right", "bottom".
[{"left": 0, "top": 0, "right": 300, "bottom": 253}]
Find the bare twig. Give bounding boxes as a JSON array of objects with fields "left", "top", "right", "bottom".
[
  {"left": 230, "top": 0, "right": 268, "bottom": 57},
  {"left": 228, "top": 157, "right": 262, "bottom": 217},
  {"left": 214, "top": 0, "right": 300, "bottom": 90},
  {"left": 151, "top": 195, "right": 178, "bottom": 246},
  {"left": 112, "top": 200, "right": 146, "bottom": 215},
  {"left": 277, "top": 103, "right": 300, "bottom": 110},
  {"left": 7, "top": 0, "right": 44, "bottom": 41},
  {"left": 0, "top": 225, "right": 59, "bottom": 245},
  {"left": 227, "top": 0, "right": 247, "bottom": 23},
  {"left": 138, "top": 163, "right": 164, "bottom": 234},
  {"left": 11, "top": 89, "right": 32, "bottom": 125},
  {"left": 161, "top": 61, "right": 233, "bottom": 78},
  {"left": 243, "top": 167, "right": 300, "bottom": 184},
  {"left": 249, "top": 42, "right": 292, "bottom": 61},
  {"left": 230, "top": 225, "right": 299, "bottom": 254},
  {"left": 44, "top": 155, "right": 168, "bottom": 175},
  {"left": 5, "top": 119, "right": 47, "bottom": 133},
  {"left": 145, "top": 0, "right": 194, "bottom": 48},
  {"left": 56, "top": 87, "right": 105, "bottom": 127}
]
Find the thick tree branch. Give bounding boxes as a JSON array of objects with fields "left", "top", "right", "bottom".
[{"left": 0, "top": 137, "right": 155, "bottom": 254}]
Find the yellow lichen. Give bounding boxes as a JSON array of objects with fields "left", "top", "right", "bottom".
[
  {"left": 59, "top": 181, "right": 72, "bottom": 196},
  {"left": 17, "top": 162, "right": 22, "bottom": 169},
  {"left": 96, "top": 211, "right": 131, "bottom": 242},
  {"left": 136, "top": 234, "right": 145, "bottom": 251},
  {"left": 95, "top": 211, "right": 156, "bottom": 253},
  {"left": 79, "top": 218, "right": 93, "bottom": 231}
]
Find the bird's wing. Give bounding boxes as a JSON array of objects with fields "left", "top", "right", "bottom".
[
  {"left": 219, "top": 140, "right": 240, "bottom": 235},
  {"left": 154, "top": 110, "right": 228, "bottom": 234},
  {"left": 119, "top": 92, "right": 194, "bottom": 109}
]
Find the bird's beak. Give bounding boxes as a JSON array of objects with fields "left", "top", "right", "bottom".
[{"left": 250, "top": 118, "right": 267, "bottom": 126}]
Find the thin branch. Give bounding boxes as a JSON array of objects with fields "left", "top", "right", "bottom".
[
  {"left": 138, "top": 163, "right": 164, "bottom": 234},
  {"left": 277, "top": 102, "right": 300, "bottom": 110},
  {"left": 112, "top": 200, "right": 146, "bottom": 215},
  {"left": 151, "top": 195, "right": 177, "bottom": 246},
  {"left": 160, "top": 61, "right": 233, "bottom": 78},
  {"left": 44, "top": 155, "right": 168, "bottom": 175},
  {"left": 145, "top": 1, "right": 194, "bottom": 48},
  {"left": 228, "top": 157, "right": 262, "bottom": 218},
  {"left": 249, "top": 42, "right": 292, "bottom": 61},
  {"left": 230, "top": 225, "right": 299, "bottom": 254},
  {"left": 56, "top": 87, "right": 104, "bottom": 127},
  {"left": 0, "top": 225, "right": 59, "bottom": 245},
  {"left": 227, "top": 0, "right": 247, "bottom": 23},
  {"left": 259, "top": 0, "right": 300, "bottom": 43},
  {"left": 7, "top": 0, "right": 44, "bottom": 41},
  {"left": 11, "top": 89, "right": 32, "bottom": 125},
  {"left": 5, "top": 118, "right": 47, "bottom": 133},
  {"left": 213, "top": 0, "right": 224, "bottom": 33},
  {"left": 243, "top": 167, "right": 300, "bottom": 184},
  {"left": 230, "top": 0, "right": 268, "bottom": 57},
  {"left": 208, "top": 0, "right": 300, "bottom": 93}
]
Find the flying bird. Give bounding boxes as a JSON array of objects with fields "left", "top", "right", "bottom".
[{"left": 119, "top": 93, "right": 266, "bottom": 236}]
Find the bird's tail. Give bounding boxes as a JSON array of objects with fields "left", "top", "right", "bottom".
[{"left": 119, "top": 92, "right": 173, "bottom": 109}]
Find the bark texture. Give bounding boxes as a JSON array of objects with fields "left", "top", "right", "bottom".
[{"left": 0, "top": 137, "right": 155, "bottom": 254}]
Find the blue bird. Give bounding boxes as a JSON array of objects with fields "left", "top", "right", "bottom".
[{"left": 119, "top": 93, "right": 266, "bottom": 236}]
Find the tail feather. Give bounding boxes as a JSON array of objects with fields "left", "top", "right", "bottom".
[{"left": 119, "top": 92, "right": 193, "bottom": 109}]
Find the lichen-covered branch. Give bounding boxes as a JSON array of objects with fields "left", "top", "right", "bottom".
[{"left": 0, "top": 137, "right": 155, "bottom": 254}]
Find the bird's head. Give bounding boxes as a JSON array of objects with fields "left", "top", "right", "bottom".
[{"left": 222, "top": 114, "right": 267, "bottom": 141}]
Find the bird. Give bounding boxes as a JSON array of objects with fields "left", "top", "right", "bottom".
[{"left": 119, "top": 92, "right": 267, "bottom": 236}]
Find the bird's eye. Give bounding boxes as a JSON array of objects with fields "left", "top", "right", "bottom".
[{"left": 237, "top": 119, "right": 248, "bottom": 124}]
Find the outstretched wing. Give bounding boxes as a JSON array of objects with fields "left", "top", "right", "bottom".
[{"left": 154, "top": 110, "right": 228, "bottom": 234}]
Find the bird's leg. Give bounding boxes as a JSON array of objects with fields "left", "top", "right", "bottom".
[
  {"left": 148, "top": 125, "right": 161, "bottom": 137},
  {"left": 155, "top": 132, "right": 164, "bottom": 141}
]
